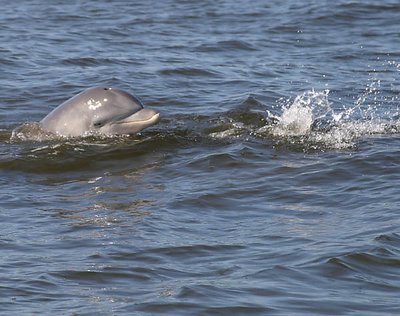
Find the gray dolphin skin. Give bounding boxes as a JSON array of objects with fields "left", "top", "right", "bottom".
[{"left": 40, "top": 87, "right": 160, "bottom": 137}]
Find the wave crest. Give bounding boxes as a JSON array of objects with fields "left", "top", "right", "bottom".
[{"left": 210, "top": 86, "right": 400, "bottom": 150}]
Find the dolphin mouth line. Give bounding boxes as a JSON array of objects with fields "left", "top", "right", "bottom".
[{"left": 115, "top": 110, "right": 160, "bottom": 126}]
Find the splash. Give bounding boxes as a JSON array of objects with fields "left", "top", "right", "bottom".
[
  {"left": 205, "top": 84, "right": 399, "bottom": 150},
  {"left": 10, "top": 122, "right": 59, "bottom": 142},
  {"left": 271, "top": 90, "right": 331, "bottom": 137},
  {"left": 10, "top": 121, "right": 138, "bottom": 143},
  {"left": 254, "top": 83, "right": 400, "bottom": 149}
]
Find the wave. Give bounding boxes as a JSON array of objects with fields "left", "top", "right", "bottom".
[
  {"left": 210, "top": 86, "right": 400, "bottom": 150},
  {"left": 61, "top": 57, "right": 135, "bottom": 67},
  {"left": 159, "top": 67, "right": 220, "bottom": 77},
  {"left": 194, "top": 40, "right": 257, "bottom": 52},
  {"left": 4, "top": 80, "right": 400, "bottom": 175}
]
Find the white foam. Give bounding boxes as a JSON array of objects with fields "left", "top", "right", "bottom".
[
  {"left": 272, "top": 90, "right": 331, "bottom": 137},
  {"left": 268, "top": 86, "right": 400, "bottom": 149}
]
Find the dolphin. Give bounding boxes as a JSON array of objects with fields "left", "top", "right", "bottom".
[{"left": 40, "top": 87, "right": 160, "bottom": 137}]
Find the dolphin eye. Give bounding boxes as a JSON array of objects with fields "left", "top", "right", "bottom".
[{"left": 93, "top": 121, "right": 104, "bottom": 128}]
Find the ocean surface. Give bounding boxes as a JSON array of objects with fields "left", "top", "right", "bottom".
[{"left": 1, "top": 0, "right": 400, "bottom": 315}]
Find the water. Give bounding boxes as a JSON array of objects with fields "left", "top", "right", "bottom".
[{"left": 1, "top": 0, "right": 400, "bottom": 315}]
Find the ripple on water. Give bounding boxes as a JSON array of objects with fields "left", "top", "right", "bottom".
[
  {"left": 2, "top": 0, "right": 400, "bottom": 315},
  {"left": 159, "top": 67, "right": 221, "bottom": 77},
  {"left": 193, "top": 40, "right": 257, "bottom": 52}
]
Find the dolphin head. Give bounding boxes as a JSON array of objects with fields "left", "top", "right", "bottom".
[
  {"left": 87, "top": 87, "right": 160, "bottom": 135},
  {"left": 40, "top": 87, "right": 160, "bottom": 137}
]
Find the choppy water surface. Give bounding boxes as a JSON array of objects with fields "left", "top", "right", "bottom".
[{"left": 1, "top": 1, "right": 400, "bottom": 315}]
